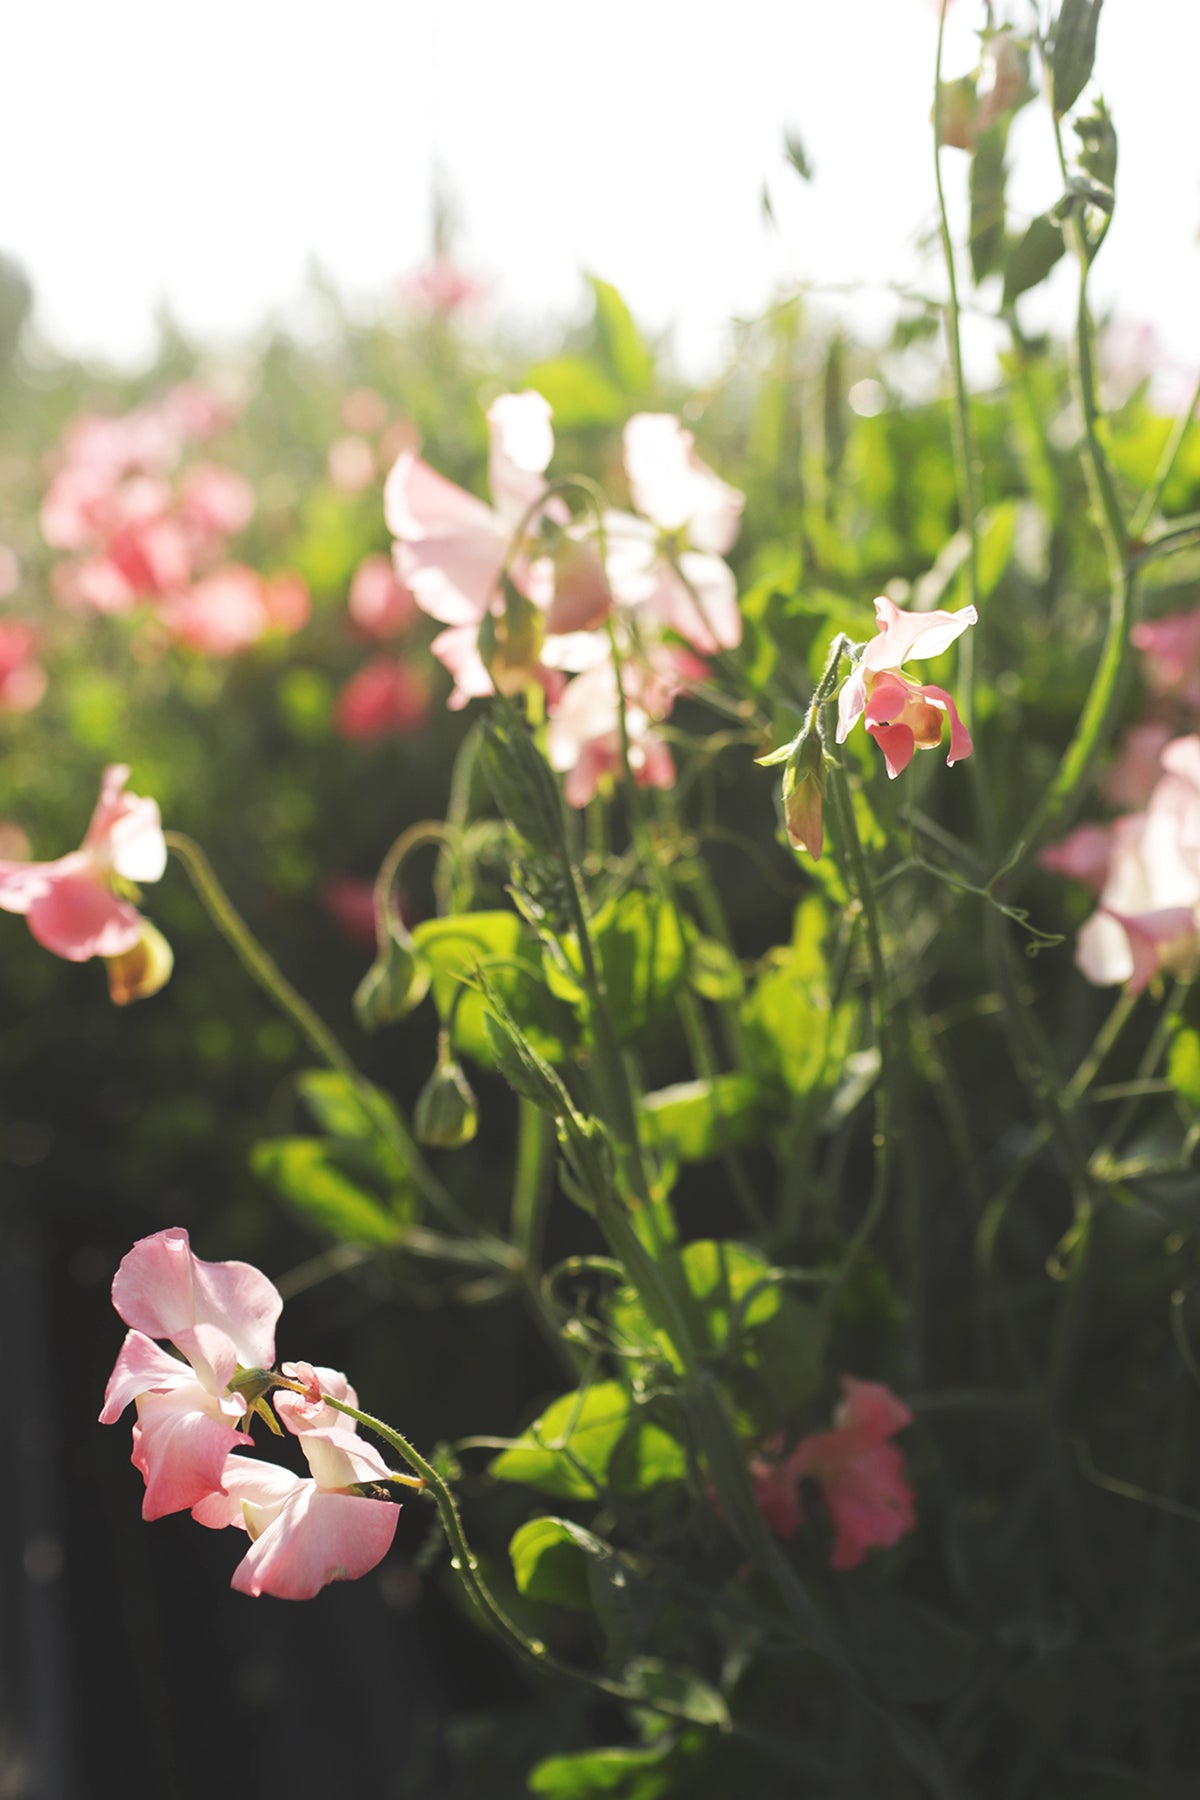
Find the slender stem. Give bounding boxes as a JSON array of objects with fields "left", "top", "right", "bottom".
[
  {"left": 1130, "top": 367, "right": 1200, "bottom": 540},
  {"left": 165, "top": 832, "right": 504, "bottom": 1257}
]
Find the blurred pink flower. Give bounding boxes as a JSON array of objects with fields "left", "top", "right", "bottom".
[
  {"left": 0, "top": 621, "right": 46, "bottom": 713},
  {"left": 545, "top": 644, "right": 701, "bottom": 808},
  {"left": 1040, "top": 821, "right": 1115, "bottom": 894},
  {"left": 161, "top": 565, "right": 308, "bottom": 655},
  {"left": 1073, "top": 736, "right": 1200, "bottom": 991},
  {"left": 348, "top": 553, "right": 418, "bottom": 639},
  {"left": 341, "top": 387, "right": 389, "bottom": 434},
  {"left": 0, "top": 764, "right": 165, "bottom": 961},
  {"left": 1131, "top": 605, "right": 1200, "bottom": 710},
  {"left": 193, "top": 1422, "right": 402, "bottom": 1599},
  {"left": 837, "top": 596, "right": 976, "bottom": 778},
  {"left": 752, "top": 1378, "right": 916, "bottom": 1571},
  {"left": 334, "top": 657, "right": 431, "bottom": 740},
  {"left": 177, "top": 463, "right": 256, "bottom": 541},
  {"left": 320, "top": 875, "right": 380, "bottom": 948},
  {"left": 99, "top": 1227, "right": 283, "bottom": 1520},
  {"left": 328, "top": 435, "right": 377, "bottom": 494},
  {"left": 400, "top": 257, "right": 486, "bottom": 317},
  {"left": 1102, "top": 721, "right": 1173, "bottom": 812},
  {"left": 607, "top": 413, "right": 745, "bottom": 654},
  {"left": 0, "top": 544, "right": 20, "bottom": 599},
  {"left": 161, "top": 381, "right": 238, "bottom": 442}
]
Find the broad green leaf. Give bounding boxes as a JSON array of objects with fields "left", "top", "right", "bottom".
[
  {"left": 524, "top": 356, "right": 624, "bottom": 429},
  {"left": 549, "top": 892, "right": 687, "bottom": 1043},
  {"left": 589, "top": 275, "right": 655, "bottom": 395},
  {"left": 683, "top": 928, "right": 745, "bottom": 1002},
  {"left": 977, "top": 499, "right": 1020, "bottom": 599},
  {"left": 528, "top": 1736, "right": 704, "bottom": 1799},
  {"left": 969, "top": 122, "right": 1008, "bottom": 283},
  {"left": 620, "top": 1658, "right": 729, "bottom": 1729},
  {"left": 638, "top": 1075, "right": 761, "bottom": 1164},
  {"left": 295, "top": 1069, "right": 407, "bottom": 1180},
  {"left": 509, "top": 1516, "right": 596, "bottom": 1610},
  {"left": 1168, "top": 1026, "right": 1200, "bottom": 1113},
  {"left": 1003, "top": 213, "right": 1066, "bottom": 307},
  {"left": 251, "top": 1137, "right": 409, "bottom": 1244},
  {"left": 491, "top": 1381, "right": 686, "bottom": 1499},
  {"left": 741, "top": 898, "right": 857, "bottom": 1104},
  {"left": 1050, "top": 0, "right": 1104, "bottom": 117},
  {"left": 413, "top": 911, "right": 574, "bottom": 1065}
]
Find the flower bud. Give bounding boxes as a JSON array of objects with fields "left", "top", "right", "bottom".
[
  {"left": 935, "top": 75, "right": 979, "bottom": 152},
  {"left": 353, "top": 934, "right": 430, "bottom": 1031},
  {"left": 105, "top": 919, "right": 174, "bottom": 1005},
  {"left": 414, "top": 1055, "right": 478, "bottom": 1149},
  {"left": 782, "top": 733, "right": 826, "bottom": 860},
  {"left": 478, "top": 578, "right": 546, "bottom": 699}
]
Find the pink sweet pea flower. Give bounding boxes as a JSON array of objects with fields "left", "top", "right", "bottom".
[
  {"left": 607, "top": 414, "right": 745, "bottom": 655},
  {"left": 545, "top": 643, "right": 702, "bottom": 808},
  {"left": 1102, "top": 721, "right": 1173, "bottom": 811},
  {"left": 100, "top": 1227, "right": 284, "bottom": 1518},
  {"left": 348, "top": 553, "right": 418, "bottom": 639},
  {"left": 192, "top": 1427, "right": 403, "bottom": 1600},
  {"left": 1131, "top": 605, "right": 1200, "bottom": 710},
  {"left": 1072, "top": 736, "right": 1200, "bottom": 991},
  {"left": 836, "top": 596, "right": 976, "bottom": 778},
  {"left": 0, "top": 764, "right": 165, "bottom": 962},
  {"left": 0, "top": 621, "right": 47, "bottom": 713},
  {"left": 1039, "top": 821, "right": 1116, "bottom": 894},
  {"left": 334, "top": 658, "right": 431, "bottom": 740},
  {"left": 750, "top": 1380, "right": 916, "bottom": 1569}
]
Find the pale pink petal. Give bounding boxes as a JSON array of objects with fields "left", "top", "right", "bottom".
[
  {"left": 27, "top": 874, "right": 144, "bottom": 960},
  {"left": 84, "top": 766, "right": 167, "bottom": 885},
  {"left": 1102, "top": 723, "right": 1172, "bottom": 811},
  {"left": 299, "top": 1424, "right": 393, "bottom": 1488},
  {"left": 836, "top": 666, "right": 869, "bottom": 744},
  {"left": 385, "top": 452, "right": 504, "bottom": 626},
  {"left": 275, "top": 1366, "right": 360, "bottom": 1435},
  {"left": 430, "top": 624, "right": 495, "bottom": 709},
  {"left": 0, "top": 855, "right": 73, "bottom": 916},
  {"left": 834, "top": 1376, "right": 914, "bottom": 1440},
  {"left": 349, "top": 554, "right": 417, "bottom": 638},
  {"left": 334, "top": 660, "right": 431, "bottom": 741},
  {"left": 920, "top": 683, "right": 973, "bottom": 764},
  {"left": 111, "top": 1226, "right": 282, "bottom": 1374},
  {"left": 230, "top": 1486, "right": 400, "bottom": 1600},
  {"left": 623, "top": 414, "right": 744, "bottom": 555},
  {"left": 862, "top": 598, "right": 977, "bottom": 673},
  {"left": 666, "top": 552, "right": 741, "bottom": 652},
  {"left": 100, "top": 1329, "right": 198, "bottom": 1423},
  {"left": 178, "top": 464, "right": 256, "bottom": 537},
  {"left": 1040, "top": 823, "right": 1115, "bottom": 893},
  {"left": 131, "top": 1389, "right": 252, "bottom": 1519},
  {"left": 192, "top": 1454, "right": 305, "bottom": 1532},
  {"left": 487, "top": 392, "right": 553, "bottom": 524}
]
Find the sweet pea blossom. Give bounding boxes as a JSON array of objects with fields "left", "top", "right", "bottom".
[
  {"left": 545, "top": 643, "right": 703, "bottom": 809},
  {"left": 836, "top": 596, "right": 976, "bottom": 778},
  {"left": 751, "top": 1377, "right": 916, "bottom": 1570},
  {"left": 606, "top": 414, "right": 745, "bottom": 655},
  {"left": 0, "top": 764, "right": 166, "bottom": 963},
  {"left": 192, "top": 1423, "right": 403, "bottom": 1600},
  {"left": 334, "top": 658, "right": 431, "bottom": 740},
  {"left": 100, "top": 1228, "right": 284, "bottom": 1519},
  {"left": 1069, "top": 736, "right": 1200, "bottom": 992}
]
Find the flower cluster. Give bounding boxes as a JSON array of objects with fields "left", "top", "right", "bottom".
[
  {"left": 41, "top": 385, "right": 309, "bottom": 657},
  {"left": 101, "top": 1229, "right": 413, "bottom": 1600},
  {"left": 837, "top": 596, "right": 976, "bottom": 779},
  {"left": 1044, "top": 598, "right": 1200, "bottom": 990},
  {"left": 0, "top": 764, "right": 171, "bottom": 1003},
  {"left": 750, "top": 1376, "right": 917, "bottom": 1570},
  {"left": 385, "top": 392, "right": 744, "bottom": 805}
]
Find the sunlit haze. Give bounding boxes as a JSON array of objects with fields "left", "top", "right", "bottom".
[{"left": 6, "top": 1, "right": 1198, "bottom": 379}]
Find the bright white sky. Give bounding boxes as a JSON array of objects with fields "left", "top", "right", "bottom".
[{"left": 3, "top": 1, "right": 1197, "bottom": 383}]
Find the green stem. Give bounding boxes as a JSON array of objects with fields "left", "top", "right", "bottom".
[
  {"left": 1130, "top": 366, "right": 1200, "bottom": 540},
  {"left": 165, "top": 832, "right": 505, "bottom": 1259}
]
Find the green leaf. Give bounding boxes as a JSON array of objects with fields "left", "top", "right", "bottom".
[
  {"left": 1051, "top": 0, "right": 1104, "bottom": 117},
  {"left": 524, "top": 355, "right": 624, "bottom": 429},
  {"left": 977, "top": 499, "right": 1020, "bottom": 599},
  {"left": 294, "top": 1070, "right": 406, "bottom": 1178},
  {"left": 1003, "top": 213, "right": 1066, "bottom": 307},
  {"left": 969, "top": 122, "right": 1008, "bottom": 282},
  {"left": 1168, "top": 1026, "right": 1200, "bottom": 1113},
  {"left": 491, "top": 1381, "right": 686, "bottom": 1499},
  {"left": 528, "top": 1736, "right": 704, "bottom": 1799},
  {"left": 251, "top": 1137, "right": 409, "bottom": 1244},
  {"left": 589, "top": 275, "right": 655, "bottom": 396},
  {"left": 509, "top": 1516, "right": 596, "bottom": 1610},
  {"left": 639, "top": 1075, "right": 761, "bottom": 1164},
  {"left": 741, "top": 898, "right": 857, "bottom": 1105},
  {"left": 412, "top": 911, "right": 574, "bottom": 1066},
  {"left": 683, "top": 928, "right": 745, "bottom": 1002},
  {"left": 552, "top": 891, "right": 686, "bottom": 1043},
  {"left": 782, "top": 128, "right": 814, "bottom": 183},
  {"left": 620, "top": 1658, "right": 729, "bottom": 1729}
]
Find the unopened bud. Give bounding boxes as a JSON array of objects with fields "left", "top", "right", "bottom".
[
  {"left": 782, "top": 734, "right": 826, "bottom": 860},
  {"left": 414, "top": 1055, "right": 478, "bottom": 1149},
  {"left": 105, "top": 919, "right": 173, "bottom": 1006},
  {"left": 353, "top": 934, "right": 430, "bottom": 1031},
  {"left": 935, "top": 75, "right": 979, "bottom": 152}
]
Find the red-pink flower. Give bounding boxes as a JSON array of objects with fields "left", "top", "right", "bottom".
[
  {"left": 0, "top": 764, "right": 165, "bottom": 961},
  {"left": 99, "top": 1228, "right": 284, "bottom": 1519},
  {"left": 160, "top": 565, "right": 309, "bottom": 655},
  {"left": 334, "top": 658, "right": 431, "bottom": 740},
  {"left": 751, "top": 1377, "right": 916, "bottom": 1571},
  {"left": 837, "top": 596, "right": 976, "bottom": 778},
  {"left": 0, "top": 622, "right": 46, "bottom": 713}
]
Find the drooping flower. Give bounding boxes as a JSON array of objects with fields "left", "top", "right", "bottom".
[
  {"left": 0, "top": 765, "right": 166, "bottom": 963},
  {"left": 191, "top": 1423, "right": 404, "bottom": 1600},
  {"left": 99, "top": 1228, "right": 284, "bottom": 1518},
  {"left": 751, "top": 1377, "right": 916, "bottom": 1570},
  {"left": 837, "top": 596, "right": 976, "bottom": 778}
]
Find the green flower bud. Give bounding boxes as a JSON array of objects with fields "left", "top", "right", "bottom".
[
  {"left": 353, "top": 934, "right": 430, "bottom": 1031},
  {"left": 105, "top": 919, "right": 174, "bottom": 1006},
  {"left": 414, "top": 1055, "right": 478, "bottom": 1149}
]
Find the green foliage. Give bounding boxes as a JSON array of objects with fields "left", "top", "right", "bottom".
[
  {"left": 250, "top": 1137, "right": 410, "bottom": 1244},
  {"left": 1050, "top": 0, "right": 1104, "bottom": 117},
  {"left": 413, "top": 910, "right": 576, "bottom": 1065},
  {"left": 549, "top": 891, "right": 688, "bottom": 1043},
  {"left": 491, "top": 1381, "right": 686, "bottom": 1500}
]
